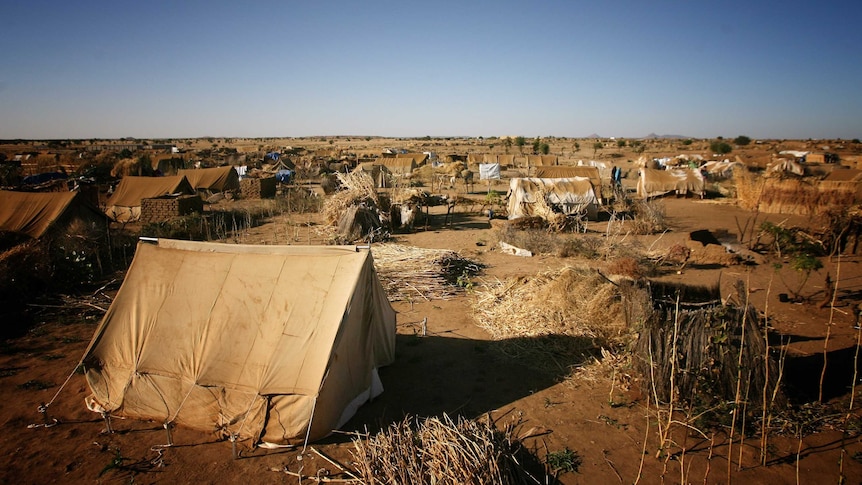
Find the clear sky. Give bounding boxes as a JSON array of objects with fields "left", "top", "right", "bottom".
[{"left": 1, "top": 0, "right": 860, "bottom": 140}]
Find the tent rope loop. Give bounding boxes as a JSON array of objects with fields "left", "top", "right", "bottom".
[{"left": 27, "top": 361, "right": 82, "bottom": 429}]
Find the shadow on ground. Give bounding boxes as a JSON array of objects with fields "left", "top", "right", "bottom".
[{"left": 337, "top": 333, "right": 595, "bottom": 440}]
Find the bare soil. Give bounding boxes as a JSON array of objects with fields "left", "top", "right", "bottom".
[{"left": 3, "top": 180, "right": 862, "bottom": 483}]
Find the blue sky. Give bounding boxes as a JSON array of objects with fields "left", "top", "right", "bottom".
[{"left": 1, "top": 1, "right": 860, "bottom": 140}]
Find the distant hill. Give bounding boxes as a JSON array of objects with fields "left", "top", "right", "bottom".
[{"left": 642, "top": 133, "right": 691, "bottom": 139}]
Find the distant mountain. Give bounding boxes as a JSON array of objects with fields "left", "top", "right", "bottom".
[
  {"left": 642, "top": 133, "right": 691, "bottom": 139},
  {"left": 585, "top": 133, "right": 601, "bottom": 139}
]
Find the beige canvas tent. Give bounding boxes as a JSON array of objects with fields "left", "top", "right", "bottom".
[
  {"left": 381, "top": 158, "right": 417, "bottom": 176},
  {"left": 104, "top": 175, "right": 195, "bottom": 222},
  {"left": 82, "top": 239, "right": 396, "bottom": 446},
  {"left": 507, "top": 177, "right": 598, "bottom": 220},
  {"left": 636, "top": 168, "right": 704, "bottom": 199},
  {"left": 395, "top": 152, "right": 429, "bottom": 166},
  {"left": 0, "top": 190, "right": 106, "bottom": 240},
  {"left": 535, "top": 166, "right": 604, "bottom": 202},
  {"left": 526, "top": 155, "right": 558, "bottom": 167},
  {"left": 177, "top": 166, "right": 240, "bottom": 192},
  {"left": 355, "top": 163, "right": 391, "bottom": 188}
]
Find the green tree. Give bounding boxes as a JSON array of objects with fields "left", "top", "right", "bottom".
[
  {"left": 593, "top": 142, "right": 603, "bottom": 158},
  {"left": 734, "top": 135, "right": 752, "bottom": 146},
  {"left": 540, "top": 143, "right": 550, "bottom": 155},
  {"left": 617, "top": 140, "right": 626, "bottom": 149},
  {"left": 709, "top": 141, "right": 733, "bottom": 154},
  {"left": 574, "top": 142, "right": 580, "bottom": 152},
  {"left": 681, "top": 139, "right": 693, "bottom": 146},
  {"left": 515, "top": 136, "right": 526, "bottom": 153},
  {"left": 532, "top": 138, "right": 541, "bottom": 154}
]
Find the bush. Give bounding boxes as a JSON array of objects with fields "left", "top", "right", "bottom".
[
  {"left": 733, "top": 135, "right": 752, "bottom": 146},
  {"left": 709, "top": 141, "right": 733, "bottom": 154}
]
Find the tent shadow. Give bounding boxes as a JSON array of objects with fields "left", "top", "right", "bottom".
[{"left": 332, "top": 333, "right": 597, "bottom": 442}]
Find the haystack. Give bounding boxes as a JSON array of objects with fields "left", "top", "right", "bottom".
[{"left": 318, "top": 172, "right": 374, "bottom": 241}]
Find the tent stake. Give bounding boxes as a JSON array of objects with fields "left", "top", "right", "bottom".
[
  {"left": 38, "top": 403, "right": 51, "bottom": 426},
  {"left": 101, "top": 411, "right": 113, "bottom": 434},
  {"left": 164, "top": 421, "right": 174, "bottom": 446},
  {"left": 230, "top": 433, "right": 239, "bottom": 459}
]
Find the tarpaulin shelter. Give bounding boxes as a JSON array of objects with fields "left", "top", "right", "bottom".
[
  {"left": 178, "top": 166, "right": 240, "bottom": 192},
  {"left": 535, "top": 166, "right": 604, "bottom": 202},
  {"left": 636, "top": 168, "right": 704, "bottom": 199},
  {"left": 82, "top": 239, "right": 396, "bottom": 446},
  {"left": 478, "top": 163, "right": 501, "bottom": 180},
  {"left": 507, "top": 177, "right": 598, "bottom": 220},
  {"left": 104, "top": 175, "right": 195, "bottom": 222},
  {"left": 0, "top": 190, "right": 106, "bottom": 240}
]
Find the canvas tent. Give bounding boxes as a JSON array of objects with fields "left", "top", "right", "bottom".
[
  {"left": 356, "top": 163, "right": 391, "bottom": 188},
  {"left": 178, "top": 166, "right": 240, "bottom": 192},
  {"left": 526, "top": 155, "right": 558, "bottom": 167},
  {"left": 395, "top": 152, "right": 429, "bottom": 166},
  {"left": 104, "top": 175, "right": 195, "bottom": 222},
  {"left": 636, "top": 168, "right": 704, "bottom": 199},
  {"left": 0, "top": 190, "right": 106, "bottom": 240},
  {"left": 82, "top": 239, "right": 396, "bottom": 446},
  {"left": 507, "top": 177, "right": 598, "bottom": 220},
  {"left": 381, "top": 158, "right": 417, "bottom": 176}
]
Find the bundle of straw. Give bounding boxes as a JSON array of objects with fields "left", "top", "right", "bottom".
[
  {"left": 371, "top": 244, "right": 483, "bottom": 301},
  {"left": 351, "top": 414, "right": 547, "bottom": 484}
]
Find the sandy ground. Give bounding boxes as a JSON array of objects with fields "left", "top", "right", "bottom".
[{"left": 2, "top": 188, "right": 862, "bottom": 484}]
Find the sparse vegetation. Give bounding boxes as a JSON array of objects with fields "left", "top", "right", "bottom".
[{"left": 710, "top": 140, "right": 733, "bottom": 154}]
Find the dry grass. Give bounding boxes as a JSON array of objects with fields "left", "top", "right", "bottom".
[
  {"left": 351, "top": 413, "right": 550, "bottom": 484},
  {"left": 473, "top": 266, "right": 630, "bottom": 345},
  {"left": 371, "top": 244, "right": 483, "bottom": 301},
  {"left": 734, "top": 167, "right": 765, "bottom": 211}
]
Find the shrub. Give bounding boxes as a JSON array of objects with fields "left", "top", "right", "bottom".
[
  {"left": 734, "top": 135, "right": 752, "bottom": 146},
  {"left": 709, "top": 141, "right": 733, "bottom": 154}
]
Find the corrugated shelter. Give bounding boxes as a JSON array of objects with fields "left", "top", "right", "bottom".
[
  {"left": 105, "top": 175, "right": 195, "bottom": 222},
  {"left": 82, "top": 240, "right": 396, "bottom": 446},
  {"left": 507, "top": 177, "right": 598, "bottom": 220},
  {"left": 178, "top": 166, "right": 240, "bottom": 192},
  {"left": 0, "top": 190, "right": 106, "bottom": 239},
  {"left": 636, "top": 168, "right": 704, "bottom": 199},
  {"left": 535, "top": 166, "right": 604, "bottom": 202}
]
